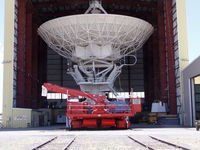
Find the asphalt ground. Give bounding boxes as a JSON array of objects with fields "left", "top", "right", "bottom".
[{"left": 0, "top": 125, "right": 199, "bottom": 150}]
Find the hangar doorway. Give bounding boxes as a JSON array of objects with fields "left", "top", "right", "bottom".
[
  {"left": 192, "top": 76, "right": 200, "bottom": 121},
  {"left": 3, "top": 0, "right": 189, "bottom": 128}
]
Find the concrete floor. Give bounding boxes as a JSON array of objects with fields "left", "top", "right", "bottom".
[{"left": 0, "top": 125, "right": 200, "bottom": 150}]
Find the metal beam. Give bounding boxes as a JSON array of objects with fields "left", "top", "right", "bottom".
[
  {"left": 25, "top": 0, "right": 33, "bottom": 108},
  {"left": 31, "top": 22, "right": 39, "bottom": 109},
  {"left": 38, "top": 38, "right": 48, "bottom": 108},
  {"left": 157, "top": 0, "right": 168, "bottom": 102},
  {"left": 37, "top": 10, "right": 155, "bottom": 18},
  {"left": 150, "top": 28, "right": 160, "bottom": 100},
  {"left": 33, "top": 0, "right": 157, "bottom": 9},
  {"left": 143, "top": 37, "right": 155, "bottom": 109},
  {"left": 165, "top": 0, "right": 177, "bottom": 114},
  {"left": 16, "top": 0, "right": 27, "bottom": 108}
]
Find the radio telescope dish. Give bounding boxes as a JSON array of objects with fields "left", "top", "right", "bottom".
[
  {"left": 38, "top": 0, "right": 153, "bottom": 94},
  {"left": 38, "top": 14, "right": 153, "bottom": 62}
]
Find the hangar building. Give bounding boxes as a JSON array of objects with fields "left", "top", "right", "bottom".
[{"left": 2, "top": 0, "right": 189, "bottom": 128}]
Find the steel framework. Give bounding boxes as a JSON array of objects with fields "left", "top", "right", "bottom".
[{"left": 38, "top": 1, "right": 153, "bottom": 94}]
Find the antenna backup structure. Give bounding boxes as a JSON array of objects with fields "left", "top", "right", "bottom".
[{"left": 38, "top": 0, "right": 154, "bottom": 94}]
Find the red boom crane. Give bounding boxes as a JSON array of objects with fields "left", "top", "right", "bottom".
[{"left": 42, "top": 83, "right": 141, "bottom": 129}]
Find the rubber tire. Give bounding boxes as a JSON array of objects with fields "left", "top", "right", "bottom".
[{"left": 196, "top": 126, "right": 199, "bottom": 131}]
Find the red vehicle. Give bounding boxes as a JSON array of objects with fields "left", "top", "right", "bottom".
[{"left": 42, "top": 83, "right": 141, "bottom": 129}]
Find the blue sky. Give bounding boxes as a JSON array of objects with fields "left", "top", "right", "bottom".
[
  {"left": 186, "top": 0, "right": 200, "bottom": 62},
  {"left": 0, "top": 1, "right": 200, "bottom": 113}
]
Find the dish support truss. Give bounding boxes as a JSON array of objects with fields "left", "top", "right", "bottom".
[{"left": 68, "top": 55, "right": 137, "bottom": 95}]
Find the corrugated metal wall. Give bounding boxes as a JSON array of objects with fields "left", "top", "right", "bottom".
[
  {"left": 47, "top": 48, "right": 79, "bottom": 89},
  {"left": 46, "top": 48, "right": 144, "bottom": 92},
  {"left": 114, "top": 49, "right": 144, "bottom": 92}
]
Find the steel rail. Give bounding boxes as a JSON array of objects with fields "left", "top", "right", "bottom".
[
  {"left": 64, "top": 137, "right": 76, "bottom": 150},
  {"left": 149, "top": 136, "right": 191, "bottom": 150},
  {"left": 32, "top": 136, "right": 57, "bottom": 150},
  {"left": 127, "top": 136, "right": 155, "bottom": 150}
]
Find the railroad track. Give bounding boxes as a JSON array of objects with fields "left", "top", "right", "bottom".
[
  {"left": 32, "top": 136, "right": 58, "bottom": 150},
  {"left": 149, "top": 136, "right": 191, "bottom": 150},
  {"left": 128, "top": 136, "right": 154, "bottom": 150},
  {"left": 32, "top": 136, "right": 76, "bottom": 150},
  {"left": 65, "top": 137, "right": 76, "bottom": 150},
  {"left": 128, "top": 135, "right": 191, "bottom": 150},
  {"left": 31, "top": 135, "right": 191, "bottom": 150}
]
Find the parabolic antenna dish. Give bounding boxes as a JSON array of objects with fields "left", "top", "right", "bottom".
[
  {"left": 38, "top": 14, "right": 153, "bottom": 62},
  {"left": 38, "top": 1, "right": 154, "bottom": 95}
]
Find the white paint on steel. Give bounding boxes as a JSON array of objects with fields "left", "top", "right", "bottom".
[
  {"left": 38, "top": 1, "right": 153, "bottom": 94},
  {"left": 38, "top": 14, "right": 153, "bottom": 61}
]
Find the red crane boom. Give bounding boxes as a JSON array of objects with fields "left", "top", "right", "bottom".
[{"left": 42, "top": 83, "right": 141, "bottom": 129}]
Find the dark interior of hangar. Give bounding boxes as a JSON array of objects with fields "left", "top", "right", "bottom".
[{"left": 15, "top": 0, "right": 177, "bottom": 117}]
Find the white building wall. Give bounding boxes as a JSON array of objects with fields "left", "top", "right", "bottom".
[
  {"left": 175, "top": 0, "right": 189, "bottom": 125},
  {"left": 182, "top": 56, "right": 200, "bottom": 126}
]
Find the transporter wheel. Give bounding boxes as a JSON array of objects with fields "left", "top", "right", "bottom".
[
  {"left": 71, "top": 120, "right": 82, "bottom": 129},
  {"left": 196, "top": 125, "right": 200, "bottom": 131},
  {"left": 65, "top": 123, "right": 72, "bottom": 131},
  {"left": 97, "top": 119, "right": 101, "bottom": 128},
  {"left": 125, "top": 117, "right": 131, "bottom": 129},
  {"left": 66, "top": 117, "right": 71, "bottom": 130},
  {"left": 116, "top": 119, "right": 128, "bottom": 129},
  {"left": 195, "top": 121, "right": 200, "bottom": 131}
]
